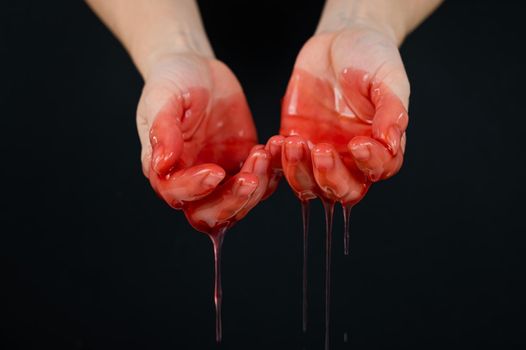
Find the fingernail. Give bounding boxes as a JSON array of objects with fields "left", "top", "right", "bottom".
[
  {"left": 250, "top": 144, "right": 265, "bottom": 153},
  {"left": 350, "top": 144, "right": 370, "bottom": 161},
  {"left": 251, "top": 149, "right": 270, "bottom": 175},
  {"left": 386, "top": 126, "right": 401, "bottom": 155},
  {"left": 313, "top": 150, "right": 334, "bottom": 170},
  {"left": 253, "top": 153, "right": 269, "bottom": 175},
  {"left": 202, "top": 171, "right": 224, "bottom": 188},
  {"left": 243, "top": 150, "right": 269, "bottom": 175},
  {"left": 284, "top": 142, "right": 303, "bottom": 163},
  {"left": 267, "top": 136, "right": 284, "bottom": 157},
  {"left": 234, "top": 177, "right": 258, "bottom": 197},
  {"left": 270, "top": 135, "right": 285, "bottom": 146}
]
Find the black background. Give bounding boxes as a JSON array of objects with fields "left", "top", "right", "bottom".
[{"left": 1, "top": 1, "right": 525, "bottom": 349}]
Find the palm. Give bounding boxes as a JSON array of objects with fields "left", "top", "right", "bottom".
[
  {"left": 143, "top": 54, "right": 257, "bottom": 177},
  {"left": 138, "top": 54, "right": 278, "bottom": 233},
  {"left": 280, "top": 27, "right": 409, "bottom": 204}
]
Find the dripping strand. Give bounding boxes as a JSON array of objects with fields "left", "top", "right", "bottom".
[
  {"left": 343, "top": 205, "right": 352, "bottom": 256},
  {"left": 322, "top": 199, "right": 335, "bottom": 350},
  {"left": 301, "top": 200, "right": 310, "bottom": 334},
  {"left": 211, "top": 228, "right": 226, "bottom": 343}
]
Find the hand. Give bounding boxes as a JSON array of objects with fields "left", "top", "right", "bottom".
[
  {"left": 280, "top": 22, "right": 409, "bottom": 205},
  {"left": 137, "top": 53, "right": 280, "bottom": 233}
]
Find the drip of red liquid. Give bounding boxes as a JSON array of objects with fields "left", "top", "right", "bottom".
[
  {"left": 280, "top": 68, "right": 396, "bottom": 349},
  {"left": 343, "top": 204, "right": 352, "bottom": 256},
  {"left": 300, "top": 200, "right": 310, "bottom": 334},
  {"left": 210, "top": 226, "right": 227, "bottom": 343},
  {"left": 343, "top": 205, "right": 352, "bottom": 346},
  {"left": 322, "top": 199, "right": 335, "bottom": 350},
  {"left": 148, "top": 89, "right": 262, "bottom": 344}
]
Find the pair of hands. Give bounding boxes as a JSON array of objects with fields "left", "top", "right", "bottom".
[{"left": 138, "top": 24, "right": 410, "bottom": 234}]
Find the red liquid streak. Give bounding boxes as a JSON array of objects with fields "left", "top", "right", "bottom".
[
  {"left": 280, "top": 67, "right": 407, "bottom": 348},
  {"left": 343, "top": 205, "right": 352, "bottom": 256},
  {"left": 301, "top": 200, "right": 310, "bottom": 334},
  {"left": 322, "top": 199, "right": 335, "bottom": 350},
  {"left": 210, "top": 227, "right": 226, "bottom": 343},
  {"left": 148, "top": 89, "right": 260, "bottom": 344}
]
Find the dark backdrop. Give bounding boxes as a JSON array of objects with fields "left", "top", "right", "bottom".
[{"left": 1, "top": 1, "right": 525, "bottom": 349}]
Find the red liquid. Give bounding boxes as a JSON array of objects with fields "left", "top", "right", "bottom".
[
  {"left": 301, "top": 200, "right": 310, "bottom": 334},
  {"left": 322, "top": 199, "right": 335, "bottom": 350},
  {"left": 343, "top": 205, "right": 352, "bottom": 256},
  {"left": 148, "top": 88, "right": 256, "bottom": 182},
  {"left": 146, "top": 63, "right": 406, "bottom": 346},
  {"left": 280, "top": 67, "right": 406, "bottom": 348},
  {"left": 280, "top": 68, "right": 375, "bottom": 182},
  {"left": 148, "top": 88, "right": 259, "bottom": 343},
  {"left": 210, "top": 227, "right": 227, "bottom": 343}
]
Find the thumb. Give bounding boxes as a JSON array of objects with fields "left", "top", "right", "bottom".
[
  {"left": 149, "top": 104, "right": 184, "bottom": 176},
  {"left": 137, "top": 84, "right": 185, "bottom": 178}
]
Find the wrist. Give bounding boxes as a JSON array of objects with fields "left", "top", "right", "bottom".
[
  {"left": 316, "top": 0, "right": 409, "bottom": 46},
  {"left": 86, "top": 0, "right": 214, "bottom": 79},
  {"left": 132, "top": 27, "right": 214, "bottom": 79},
  {"left": 93, "top": 0, "right": 215, "bottom": 79}
]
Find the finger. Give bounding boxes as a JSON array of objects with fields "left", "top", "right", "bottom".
[
  {"left": 339, "top": 67, "right": 376, "bottom": 123},
  {"left": 282, "top": 135, "right": 318, "bottom": 201},
  {"left": 137, "top": 81, "right": 187, "bottom": 177},
  {"left": 311, "top": 143, "right": 369, "bottom": 205},
  {"left": 331, "top": 33, "right": 409, "bottom": 157},
  {"left": 265, "top": 135, "right": 285, "bottom": 170},
  {"left": 262, "top": 135, "right": 285, "bottom": 200},
  {"left": 241, "top": 145, "right": 270, "bottom": 182},
  {"left": 370, "top": 84, "right": 409, "bottom": 156},
  {"left": 234, "top": 146, "right": 272, "bottom": 218},
  {"left": 149, "top": 163, "right": 226, "bottom": 209},
  {"left": 339, "top": 67, "right": 409, "bottom": 156},
  {"left": 348, "top": 136, "right": 404, "bottom": 182},
  {"left": 184, "top": 173, "right": 259, "bottom": 233},
  {"left": 149, "top": 100, "right": 184, "bottom": 176},
  {"left": 143, "top": 85, "right": 209, "bottom": 176}
]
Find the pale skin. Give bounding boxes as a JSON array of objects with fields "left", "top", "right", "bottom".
[
  {"left": 86, "top": 0, "right": 443, "bottom": 230},
  {"left": 279, "top": 0, "right": 443, "bottom": 204}
]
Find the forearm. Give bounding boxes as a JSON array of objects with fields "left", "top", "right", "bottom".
[
  {"left": 85, "top": 0, "right": 213, "bottom": 78},
  {"left": 316, "top": 0, "right": 443, "bottom": 45}
]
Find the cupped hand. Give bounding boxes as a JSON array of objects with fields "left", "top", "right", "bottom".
[
  {"left": 280, "top": 23, "right": 410, "bottom": 205},
  {"left": 137, "top": 53, "right": 280, "bottom": 233}
]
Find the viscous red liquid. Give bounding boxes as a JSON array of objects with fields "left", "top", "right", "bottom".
[
  {"left": 148, "top": 89, "right": 259, "bottom": 343},
  {"left": 322, "top": 199, "right": 335, "bottom": 350},
  {"left": 210, "top": 226, "right": 226, "bottom": 343},
  {"left": 281, "top": 67, "right": 396, "bottom": 349},
  {"left": 148, "top": 66, "right": 403, "bottom": 347},
  {"left": 300, "top": 200, "right": 310, "bottom": 334},
  {"left": 343, "top": 205, "right": 352, "bottom": 256}
]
